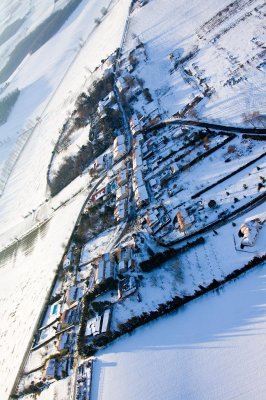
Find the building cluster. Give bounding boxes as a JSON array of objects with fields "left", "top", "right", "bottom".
[
  {"left": 113, "top": 134, "right": 127, "bottom": 162},
  {"left": 114, "top": 163, "right": 129, "bottom": 222},
  {"left": 143, "top": 205, "right": 171, "bottom": 238},
  {"left": 118, "top": 275, "right": 137, "bottom": 299},
  {"left": 85, "top": 309, "right": 111, "bottom": 338},
  {"left": 95, "top": 252, "right": 116, "bottom": 284},
  {"left": 35, "top": 276, "right": 84, "bottom": 381},
  {"left": 97, "top": 91, "right": 118, "bottom": 119},
  {"left": 94, "top": 245, "right": 135, "bottom": 285},
  {"left": 174, "top": 208, "right": 196, "bottom": 234},
  {"left": 132, "top": 133, "right": 149, "bottom": 208}
]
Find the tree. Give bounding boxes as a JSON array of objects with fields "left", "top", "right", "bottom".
[{"left": 208, "top": 199, "right": 217, "bottom": 209}]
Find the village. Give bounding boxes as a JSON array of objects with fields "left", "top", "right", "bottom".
[{"left": 12, "top": 0, "right": 266, "bottom": 398}]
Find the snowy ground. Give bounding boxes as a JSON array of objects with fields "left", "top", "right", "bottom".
[
  {"left": 92, "top": 261, "right": 266, "bottom": 400},
  {"left": 123, "top": 0, "right": 266, "bottom": 125},
  {"left": 33, "top": 376, "right": 74, "bottom": 400},
  {"left": 0, "top": 0, "right": 131, "bottom": 231},
  {"left": 112, "top": 202, "right": 266, "bottom": 328},
  {"left": 0, "top": 0, "right": 265, "bottom": 398},
  {"left": 0, "top": 191, "right": 87, "bottom": 400},
  {"left": 167, "top": 135, "right": 266, "bottom": 200},
  {"left": 0, "top": 2, "right": 132, "bottom": 397}
]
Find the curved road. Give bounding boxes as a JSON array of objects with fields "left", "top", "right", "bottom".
[{"left": 144, "top": 118, "right": 266, "bottom": 135}]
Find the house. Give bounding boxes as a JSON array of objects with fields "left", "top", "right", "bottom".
[
  {"left": 118, "top": 260, "right": 127, "bottom": 274},
  {"left": 96, "top": 260, "right": 105, "bottom": 284},
  {"left": 94, "top": 155, "right": 105, "bottom": 172},
  {"left": 170, "top": 163, "right": 179, "bottom": 175},
  {"left": 118, "top": 276, "right": 137, "bottom": 299},
  {"left": 97, "top": 102, "right": 107, "bottom": 118},
  {"left": 116, "top": 185, "right": 128, "bottom": 201},
  {"left": 101, "top": 309, "right": 111, "bottom": 333},
  {"left": 57, "top": 331, "right": 71, "bottom": 352},
  {"left": 60, "top": 306, "right": 78, "bottom": 329},
  {"left": 133, "top": 168, "right": 144, "bottom": 186},
  {"left": 85, "top": 315, "right": 101, "bottom": 337},
  {"left": 135, "top": 184, "right": 149, "bottom": 208},
  {"left": 105, "top": 260, "right": 115, "bottom": 279},
  {"left": 116, "top": 76, "right": 127, "bottom": 92},
  {"left": 116, "top": 170, "right": 128, "bottom": 187},
  {"left": 63, "top": 257, "right": 71, "bottom": 269},
  {"left": 85, "top": 309, "right": 111, "bottom": 337},
  {"left": 132, "top": 147, "right": 143, "bottom": 170},
  {"left": 114, "top": 199, "right": 127, "bottom": 222},
  {"left": 96, "top": 253, "right": 116, "bottom": 284},
  {"left": 65, "top": 286, "right": 77, "bottom": 307},
  {"left": 145, "top": 210, "right": 161, "bottom": 232},
  {"left": 65, "top": 286, "right": 83, "bottom": 307},
  {"left": 113, "top": 143, "right": 127, "bottom": 162},
  {"left": 113, "top": 135, "right": 125, "bottom": 147},
  {"left": 98, "top": 92, "right": 117, "bottom": 118},
  {"left": 149, "top": 178, "right": 157, "bottom": 189},
  {"left": 130, "top": 114, "right": 143, "bottom": 135},
  {"left": 239, "top": 219, "right": 260, "bottom": 247},
  {"left": 113, "top": 135, "right": 126, "bottom": 162},
  {"left": 91, "top": 187, "right": 106, "bottom": 203},
  {"left": 103, "top": 91, "right": 116, "bottom": 105},
  {"left": 44, "top": 359, "right": 56, "bottom": 380},
  {"left": 175, "top": 209, "right": 195, "bottom": 233}
]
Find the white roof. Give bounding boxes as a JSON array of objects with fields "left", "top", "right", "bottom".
[
  {"left": 85, "top": 315, "right": 101, "bottom": 336},
  {"left": 149, "top": 178, "right": 157, "bottom": 187},
  {"left": 114, "top": 135, "right": 125, "bottom": 147},
  {"left": 118, "top": 260, "right": 127, "bottom": 271},
  {"left": 101, "top": 309, "right": 111, "bottom": 333},
  {"left": 241, "top": 220, "right": 259, "bottom": 246}
]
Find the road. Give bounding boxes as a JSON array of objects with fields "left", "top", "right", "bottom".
[{"left": 145, "top": 117, "right": 266, "bottom": 135}]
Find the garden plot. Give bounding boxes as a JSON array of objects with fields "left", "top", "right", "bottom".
[
  {"left": 32, "top": 376, "right": 74, "bottom": 400},
  {"left": 194, "top": 2, "right": 266, "bottom": 125},
  {"left": 112, "top": 202, "right": 266, "bottom": 330},
  {"left": 200, "top": 155, "right": 266, "bottom": 207},
  {"left": 160, "top": 153, "right": 266, "bottom": 236},
  {"left": 124, "top": 0, "right": 265, "bottom": 125},
  {"left": 165, "top": 136, "right": 266, "bottom": 203}
]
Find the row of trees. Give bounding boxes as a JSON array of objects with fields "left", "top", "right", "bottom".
[
  {"left": 77, "top": 278, "right": 118, "bottom": 356},
  {"left": 140, "top": 237, "right": 205, "bottom": 272},
  {"left": 50, "top": 73, "right": 122, "bottom": 196}
]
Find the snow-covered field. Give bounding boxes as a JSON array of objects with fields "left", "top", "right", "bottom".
[
  {"left": 124, "top": 0, "right": 266, "bottom": 125},
  {"left": 0, "top": 1, "right": 131, "bottom": 398},
  {"left": 0, "top": 191, "right": 87, "bottom": 399},
  {"left": 112, "top": 202, "right": 266, "bottom": 327},
  {"left": 92, "top": 261, "right": 266, "bottom": 400},
  {"left": 0, "top": 0, "right": 131, "bottom": 231}
]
